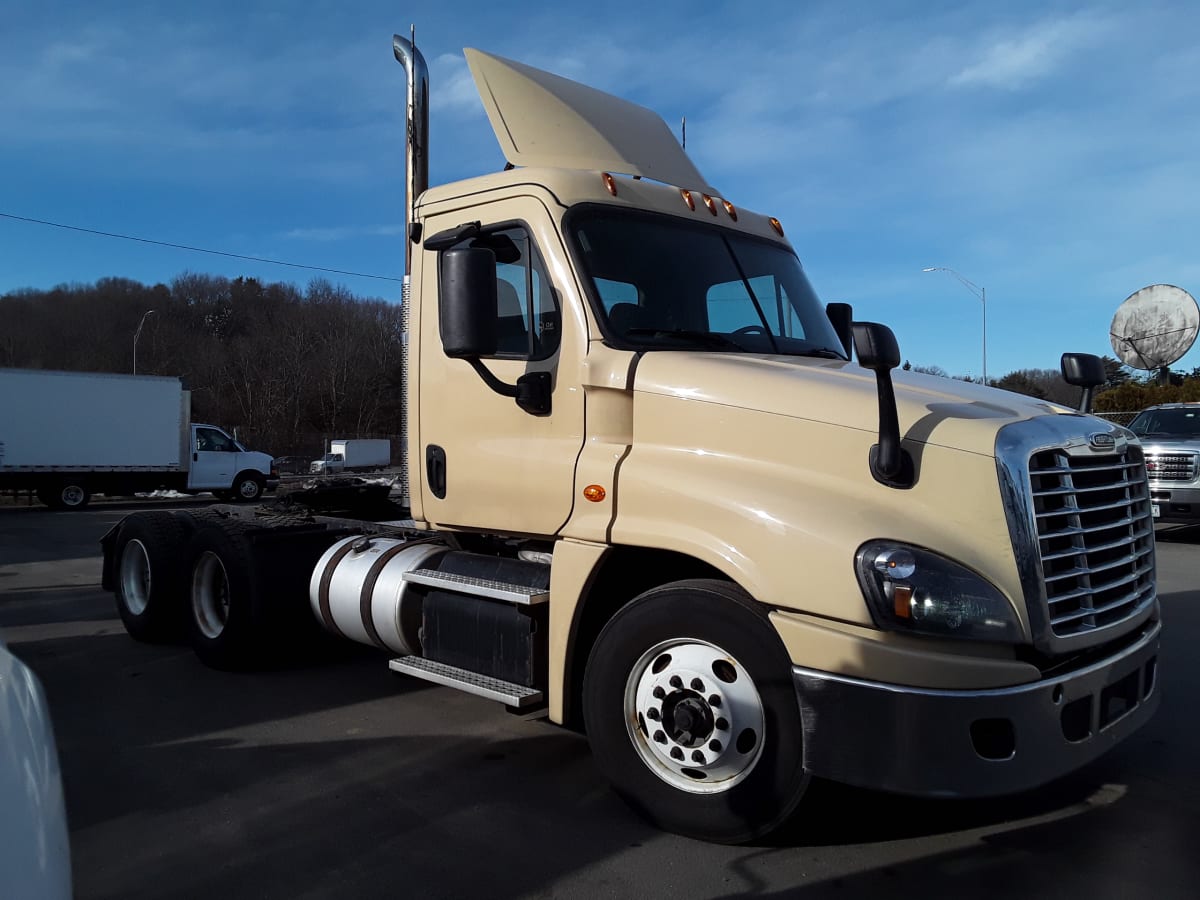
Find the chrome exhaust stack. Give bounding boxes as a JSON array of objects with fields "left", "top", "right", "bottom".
[
  {"left": 393, "top": 29, "right": 429, "bottom": 270},
  {"left": 393, "top": 29, "right": 428, "bottom": 510}
]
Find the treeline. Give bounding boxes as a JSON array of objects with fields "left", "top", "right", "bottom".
[
  {"left": 904, "top": 358, "right": 1200, "bottom": 412},
  {"left": 0, "top": 274, "right": 405, "bottom": 458}
]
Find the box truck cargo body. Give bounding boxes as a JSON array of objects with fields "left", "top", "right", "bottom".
[{"left": 0, "top": 368, "right": 277, "bottom": 508}]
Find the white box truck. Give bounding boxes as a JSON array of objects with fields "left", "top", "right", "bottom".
[
  {"left": 0, "top": 368, "right": 277, "bottom": 508},
  {"left": 99, "top": 37, "right": 1160, "bottom": 844},
  {"left": 309, "top": 438, "right": 392, "bottom": 475}
]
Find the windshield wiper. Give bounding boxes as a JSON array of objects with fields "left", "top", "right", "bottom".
[
  {"left": 624, "top": 328, "right": 745, "bottom": 350},
  {"left": 797, "top": 347, "right": 846, "bottom": 359}
]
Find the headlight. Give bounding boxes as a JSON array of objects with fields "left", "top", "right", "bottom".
[{"left": 855, "top": 540, "right": 1023, "bottom": 643}]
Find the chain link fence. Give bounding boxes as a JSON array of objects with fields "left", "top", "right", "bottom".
[{"left": 1094, "top": 411, "right": 1139, "bottom": 427}]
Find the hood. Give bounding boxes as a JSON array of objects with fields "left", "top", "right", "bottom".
[
  {"left": 464, "top": 48, "right": 717, "bottom": 195},
  {"left": 633, "top": 353, "right": 1073, "bottom": 457}
]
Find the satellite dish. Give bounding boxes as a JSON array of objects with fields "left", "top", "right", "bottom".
[{"left": 1109, "top": 284, "right": 1199, "bottom": 370}]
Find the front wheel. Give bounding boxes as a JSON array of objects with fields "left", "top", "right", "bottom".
[
  {"left": 583, "top": 579, "right": 808, "bottom": 844},
  {"left": 231, "top": 474, "right": 264, "bottom": 502}
]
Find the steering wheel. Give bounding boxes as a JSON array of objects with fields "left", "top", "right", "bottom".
[{"left": 731, "top": 325, "right": 768, "bottom": 336}]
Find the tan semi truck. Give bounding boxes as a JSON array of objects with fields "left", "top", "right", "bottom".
[{"left": 101, "top": 34, "right": 1160, "bottom": 843}]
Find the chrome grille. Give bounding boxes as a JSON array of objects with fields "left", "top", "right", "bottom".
[
  {"left": 1144, "top": 452, "right": 1197, "bottom": 482},
  {"left": 1028, "top": 445, "right": 1155, "bottom": 638}
]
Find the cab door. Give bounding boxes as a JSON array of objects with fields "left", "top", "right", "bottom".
[
  {"left": 188, "top": 426, "right": 237, "bottom": 489},
  {"left": 416, "top": 197, "right": 585, "bottom": 535}
]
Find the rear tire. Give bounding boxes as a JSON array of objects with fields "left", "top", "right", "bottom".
[
  {"left": 114, "top": 512, "right": 192, "bottom": 642},
  {"left": 185, "top": 524, "right": 265, "bottom": 669},
  {"left": 39, "top": 481, "right": 91, "bottom": 509},
  {"left": 582, "top": 579, "right": 808, "bottom": 844}
]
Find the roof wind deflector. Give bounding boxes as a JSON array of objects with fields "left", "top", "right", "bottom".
[{"left": 464, "top": 48, "right": 718, "bottom": 195}]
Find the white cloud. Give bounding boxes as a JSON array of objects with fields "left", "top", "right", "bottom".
[
  {"left": 948, "top": 13, "right": 1112, "bottom": 90},
  {"left": 282, "top": 225, "right": 406, "bottom": 242}
]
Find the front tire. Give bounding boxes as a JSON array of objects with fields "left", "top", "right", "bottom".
[
  {"left": 583, "top": 579, "right": 808, "bottom": 843},
  {"left": 232, "top": 474, "right": 264, "bottom": 502}
]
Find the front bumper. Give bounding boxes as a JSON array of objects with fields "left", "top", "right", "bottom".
[
  {"left": 1149, "top": 484, "right": 1200, "bottom": 523},
  {"left": 792, "top": 620, "right": 1160, "bottom": 797}
]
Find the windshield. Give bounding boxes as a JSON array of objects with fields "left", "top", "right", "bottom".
[
  {"left": 1129, "top": 407, "right": 1200, "bottom": 438},
  {"left": 567, "top": 207, "right": 847, "bottom": 358}
]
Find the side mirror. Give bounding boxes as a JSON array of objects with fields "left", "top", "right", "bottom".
[
  {"left": 1060, "top": 352, "right": 1105, "bottom": 414},
  {"left": 852, "top": 322, "right": 913, "bottom": 488},
  {"left": 440, "top": 247, "right": 499, "bottom": 358},
  {"left": 825, "top": 302, "right": 854, "bottom": 358}
]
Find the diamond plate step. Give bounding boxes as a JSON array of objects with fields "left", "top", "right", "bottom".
[
  {"left": 389, "top": 656, "right": 544, "bottom": 708},
  {"left": 402, "top": 568, "right": 549, "bottom": 604}
]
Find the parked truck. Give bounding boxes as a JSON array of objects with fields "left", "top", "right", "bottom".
[
  {"left": 309, "top": 438, "right": 392, "bottom": 475},
  {"left": 0, "top": 368, "right": 277, "bottom": 508},
  {"left": 1128, "top": 402, "right": 1200, "bottom": 523},
  {"left": 100, "top": 36, "right": 1161, "bottom": 843}
]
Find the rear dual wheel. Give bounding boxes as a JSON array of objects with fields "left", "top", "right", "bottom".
[
  {"left": 583, "top": 579, "right": 808, "bottom": 844},
  {"left": 113, "top": 512, "right": 192, "bottom": 641}
]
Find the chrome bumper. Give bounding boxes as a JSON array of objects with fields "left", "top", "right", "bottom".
[{"left": 791, "top": 621, "right": 1160, "bottom": 797}]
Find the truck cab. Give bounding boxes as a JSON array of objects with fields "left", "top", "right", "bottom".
[
  {"left": 188, "top": 424, "right": 278, "bottom": 500},
  {"left": 101, "top": 37, "right": 1161, "bottom": 845}
]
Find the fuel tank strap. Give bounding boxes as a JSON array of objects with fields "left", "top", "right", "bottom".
[
  {"left": 359, "top": 542, "right": 414, "bottom": 650},
  {"left": 317, "top": 540, "right": 358, "bottom": 639}
]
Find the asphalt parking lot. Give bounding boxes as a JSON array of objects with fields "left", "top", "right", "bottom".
[{"left": 2, "top": 502, "right": 1198, "bottom": 899}]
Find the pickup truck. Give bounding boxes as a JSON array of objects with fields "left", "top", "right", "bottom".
[{"left": 1128, "top": 402, "right": 1200, "bottom": 523}]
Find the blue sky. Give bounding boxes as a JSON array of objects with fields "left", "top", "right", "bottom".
[{"left": 3, "top": 0, "right": 1199, "bottom": 378}]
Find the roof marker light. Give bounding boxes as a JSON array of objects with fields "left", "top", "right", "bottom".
[
  {"left": 602, "top": 172, "right": 618, "bottom": 196},
  {"left": 769, "top": 217, "right": 784, "bottom": 236},
  {"left": 680, "top": 189, "right": 695, "bottom": 211},
  {"left": 701, "top": 194, "right": 717, "bottom": 216},
  {"left": 722, "top": 200, "right": 738, "bottom": 221}
]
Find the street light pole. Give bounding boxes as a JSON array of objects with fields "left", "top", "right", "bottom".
[
  {"left": 922, "top": 267, "right": 987, "bottom": 384},
  {"left": 133, "top": 309, "right": 156, "bottom": 375}
]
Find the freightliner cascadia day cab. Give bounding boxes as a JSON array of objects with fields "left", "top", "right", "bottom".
[
  {"left": 100, "top": 34, "right": 1161, "bottom": 843},
  {"left": 0, "top": 368, "right": 277, "bottom": 508}
]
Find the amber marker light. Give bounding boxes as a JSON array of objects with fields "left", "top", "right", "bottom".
[
  {"left": 769, "top": 217, "right": 784, "bottom": 236},
  {"left": 722, "top": 200, "right": 737, "bottom": 221},
  {"left": 583, "top": 485, "right": 607, "bottom": 502},
  {"left": 680, "top": 189, "right": 695, "bottom": 211},
  {"left": 701, "top": 194, "right": 718, "bottom": 215},
  {"left": 892, "top": 584, "right": 914, "bottom": 619},
  {"left": 602, "top": 173, "right": 618, "bottom": 196}
]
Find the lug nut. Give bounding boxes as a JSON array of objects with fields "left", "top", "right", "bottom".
[
  {"left": 715, "top": 717, "right": 729, "bottom": 731},
  {"left": 690, "top": 678, "right": 704, "bottom": 691},
  {"left": 647, "top": 707, "right": 661, "bottom": 721},
  {"left": 653, "top": 686, "right": 666, "bottom": 700},
  {"left": 708, "top": 694, "right": 721, "bottom": 707},
  {"left": 670, "top": 747, "right": 684, "bottom": 761},
  {"left": 653, "top": 730, "right": 666, "bottom": 744},
  {"left": 691, "top": 750, "right": 705, "bottom": 763},
  {"left": 669, "top": 675, "right": 683, "bottom": 689},
  {"left": 709, "top": 739, "right": 722, "bottom": 753}
]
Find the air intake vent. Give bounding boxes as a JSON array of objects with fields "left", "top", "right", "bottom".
[{"left": 1028, "top": 445, "right": 1155, "bottom": 638}]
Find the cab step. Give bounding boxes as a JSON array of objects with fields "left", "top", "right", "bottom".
[
  {"left": 401, "top": 568, "right": 549, "bottom": 605},
  {"left": 389, "top": 656, "right": 544, "bottom": 708}
]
